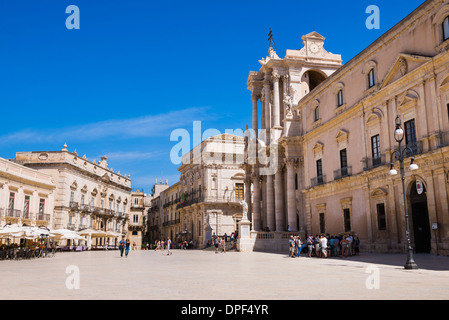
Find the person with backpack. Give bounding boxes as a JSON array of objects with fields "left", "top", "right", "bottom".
[{"left": 118, "top": 236, "right": 126, "bottom": 257}]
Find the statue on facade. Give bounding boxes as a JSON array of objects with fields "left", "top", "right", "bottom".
[{"left": 239, "top": 200, "right": 248, "bottom": 220}]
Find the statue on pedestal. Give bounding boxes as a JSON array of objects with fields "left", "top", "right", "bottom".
[{"left": 239, "top": 200, "right": 248, "bottom": 221}]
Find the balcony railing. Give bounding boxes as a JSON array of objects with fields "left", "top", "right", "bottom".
[
  {"left": 22, "top": 211, "right": 32, "bottom": 219},
  {"left": 6, "top": 208, "right": 21, "bottom": 218},
  {"left": 69, "top": 201, "right": 79, "bottom": 210},
  {"left": 311, "top": 175, "right": 326, "bottom": 187},
  {"left": 362, "top": 153, "right": 386, "bottom": 171},
  {"left": 36, "top": 213, "right": 50, "bottom": 221},
  {"left": 334, "top": 166, "right": 352, "bottom": 180},
  {"left": 436, "top": 131, "right": 449, "bottom": 148}
]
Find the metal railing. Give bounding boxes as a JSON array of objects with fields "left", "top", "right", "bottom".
[
  {"left": 334, "top": 166, "right": 352, "bottom": 180},
  {"left": 311, "top": 175, "right": 326, "bottom": 187}
]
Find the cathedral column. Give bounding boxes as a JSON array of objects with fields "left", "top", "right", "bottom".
[
  {"left": 251, "top": 93, "right": 259, "bottom": 138},
  {"left": 266, "top": 174, "right": 275, "bottom": 232},
  {"left": 244, "top": 169, "right": 252, "bottom": 222},
  {"left": 263, "top": 78, "right": 271, "bottom": 142},
  {"left": 252, "top": 171, "right": 261, "bottom": 231},
  {"left": 286, "top": 158, "right": 299, "bottom": 231},
  {"left": 272, "top": 71, "right": 281, "bottom": 129},
  {"left": 275, "top": 163, "right": 285, "bottom": 231}
]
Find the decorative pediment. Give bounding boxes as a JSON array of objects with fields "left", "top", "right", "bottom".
[
  {"left": 312, "top": 142, "right": 324, "bottom": 158},
  {"left": 230, "top": 173, "right": 245, "bottom": 180},
  {"left": 335, "top": 129, "right": 349, "bottom": 149},
  {"left": 380, "top": 54, "right": 431, "bottom": 89},
  {"left": 81, "top": 184, "right": 88, "bottom": 193},
  {"left": 397, "top": 89, "right": 419, "bottom": 112},
  {"left": 70, "top": 181, "right": 78, "bottom": 190},
  {"left": 371, "top": 187, "right": 388, "bottom": 198}
]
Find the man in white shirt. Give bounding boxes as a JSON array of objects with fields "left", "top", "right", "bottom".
[{"left": 320, "top": 235, "right": 328, "bottom": 258}]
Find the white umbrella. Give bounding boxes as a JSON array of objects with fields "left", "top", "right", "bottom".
[
  {"left": 78, "top": 229, "right": 107, "bottom": 238},
  {"left": 60, "top": 233, "right": 86, "bottom": 240}
]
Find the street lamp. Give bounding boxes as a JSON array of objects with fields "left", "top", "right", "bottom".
[{"left": 389, "top": 115, "right": 419, "bottom": 269}]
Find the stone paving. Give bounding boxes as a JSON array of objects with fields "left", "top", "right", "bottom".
[{"left": 1, "top": 249, "right": 449, "bottom": 300}]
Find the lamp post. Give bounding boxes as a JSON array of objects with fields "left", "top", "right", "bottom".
[{"left": 388, "top": 115, "right": 419, "bottom": 270}]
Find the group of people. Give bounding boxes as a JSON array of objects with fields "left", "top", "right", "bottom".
[
  {"left": 154, "top": 238, "right": 173, "bottom": 255},
  {"left": 213, "top": 236, "right": 227, "bottom": 254},
  {"left": 289, "top": 233, "right": 360, "bottom": 258}
]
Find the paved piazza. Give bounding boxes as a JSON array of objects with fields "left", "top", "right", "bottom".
[{"left": 1, "top": 249, "right": 449, "bottom": 300}]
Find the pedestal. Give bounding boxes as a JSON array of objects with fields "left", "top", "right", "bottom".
[{"left": 237, "top": 218, "right": 254, "bottom": 252}]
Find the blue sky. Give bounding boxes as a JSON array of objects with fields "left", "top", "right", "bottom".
[{"left": 0, "top": 0, "right": 426, "bottom": 193}]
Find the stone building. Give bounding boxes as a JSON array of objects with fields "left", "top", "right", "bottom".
[
  {"left": 0, "top": 157, "right": 55, "bottom": 228},
  {"left": 177, "top": 133, "right": 245, "bottom": 248},
  {"left": 245, "top": 0, "right": 449, "bottom": 255},
  {"left": 14, "top": 144, "right": 132, "bottom": 245},
  {"left": 129, "top": 189, "right": 151, "bottom": 249},
  {"left": 146, "top": 179, "right": 170, "bottom": 245}
]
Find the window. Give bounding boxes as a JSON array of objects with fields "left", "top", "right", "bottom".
[
  {"left": 81, "top": 194, "right": 85, "bottom": 205},
  {"left": 404, "top": 119, "right": 417, "bottom": 147},
  {"left": 70, "top": 191, "right": 74, "bottom": 203},
  {"left": 134, "top": 197, "right": 139, "bottom": 206},
  {"left": 9, "top": 192, "right": 15, "bottom": 210},
  {"left": 343, "top": 208, "right": 351, "bottom": 232},
  {"left": 235, "top": 183, "right": 244, "bottom": 200},
  {"left": 39, "top": 199, "right": 45, "bottom": 214},
  {"left": 314, "top": 106, "right": 319, "bottom": 122},
  {"left": 295, "top": 173, "right": 298, "bottom": 190},
  {"left": 368, "top": 69, "right": 375, "bottom": 88},
  {"left": 337, "top": 89, "right": 343, "bottom": 107},
  {"left": 316, "top": 159, "right": 323, "bottom": 184},
  {"left": 24, "top": 196, "right": 30, "bottom": 216},
  {"left": 376, "top": 203, "right": 387, "bottom": 230},
  {"left": 340, "top": 149, "right": 348, "bottom": 176},
  {"left": 133, "top": 214, "right": 139, "bottom": 224},
  {"left": 319, "top": 213, "right": 325, "bottom": 234},
  {"left": 444, "top": 16, "right": 449, "bottom": 41},
  {"left": 371, "top": 134, "right": 381, "bottom": 166}
]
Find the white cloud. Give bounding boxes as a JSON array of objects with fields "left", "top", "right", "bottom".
[{"left": 0, "top": 106, "right": 215, "bottom": 145}]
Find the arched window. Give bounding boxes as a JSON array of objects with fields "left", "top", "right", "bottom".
[
  {"left": 443, "top": 16, "right": 449, "bottom": 41},
  {"left": 368, "top": 69, "right": 375, "bottom": 88},
  {"left": 337, "top": 89, "right": 343, "bottom": 107}
]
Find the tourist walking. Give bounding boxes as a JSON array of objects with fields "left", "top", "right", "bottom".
[
  {"left": 167, "top": 237, "right": 172, "bottom": 255},
  {"left": 220, "top": 237, "right": 226, "bottom": 253},
  {"left": 119, "top": 236, "right": 126, "bottom": 257},
  {"left": 125, "top": 239, "right": 130, "bottom": 257},
  {"left": 214, "top": 236, "right": 219, "bottom": 254}
]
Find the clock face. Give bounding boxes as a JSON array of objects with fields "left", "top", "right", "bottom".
[{"left": 309, "top": 42, "right": 319, "bottom": 54}]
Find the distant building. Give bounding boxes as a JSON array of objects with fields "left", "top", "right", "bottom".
[
  {"left": 0, "top": 157, "right": 55, "bottom": 228},
  {"left": 14, "top": 144, "right": 132, "bottom": 246},
  {"left": 129, "top": 189, "right": 151, "bottom": 249}
]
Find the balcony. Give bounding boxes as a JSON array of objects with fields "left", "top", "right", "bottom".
[
  {"left": 22, "top": 211, "right": 32, "bottom": 220},
  {"left": 310, "top": 175, "right": 326, "bottom": 187},
  {"left": 394, "top": 141, "right": 422, "bottom": 158},
  {"left": 362, "top": 154, "right": 386, "bottom": 171},
  {"left": 436, "top": 131, "right": 449, "bottom": 148},
  {"left": 334, "top": 166, "right": 352, "bottom": 180},
  {"left": 6, "top": 208, "right": 21, "bottom": 218},
  {"left": 79, "top": 204, "right": 92, "bottom": 213},
  {"left": 36, "top": 213, "right": 50, "bottom": 221},
  {"left": 69, "top": 201, "right": 79, "bottom": 210}
]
